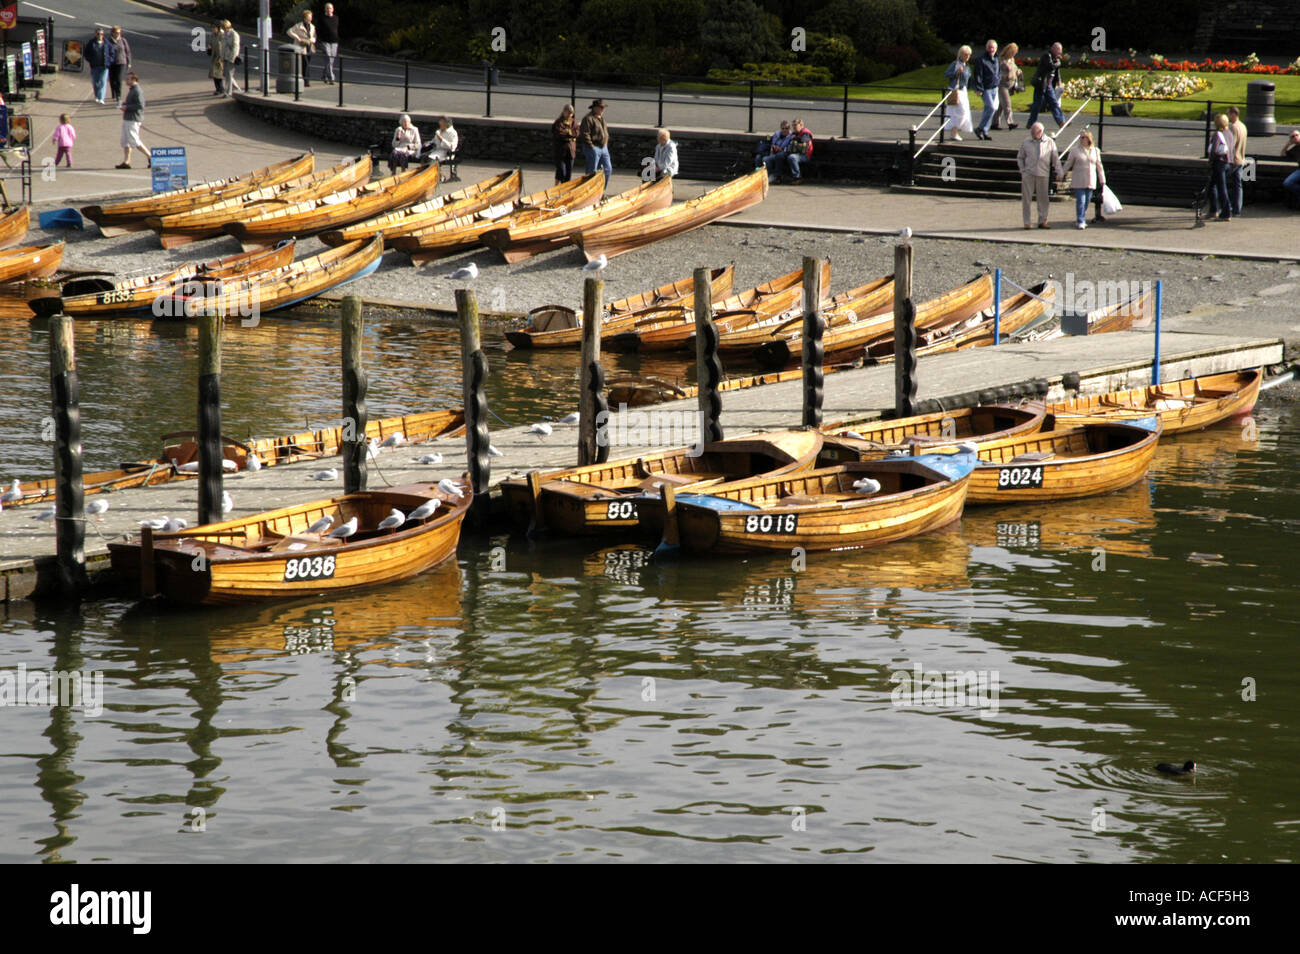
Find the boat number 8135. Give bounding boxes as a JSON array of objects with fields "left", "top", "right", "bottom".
[
  {"left": 997, "top": 465, "right": 1044, "bottom": 489},
  {"left": 744, "top": 513, "right": 798, "bottom": 534},
  {"left": 283, "top": 555, "right": 336, "bottom": 581}
]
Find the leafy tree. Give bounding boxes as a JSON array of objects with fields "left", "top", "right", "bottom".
[{"left": 700, "top": 0, "right": 778, "bottom": 69}]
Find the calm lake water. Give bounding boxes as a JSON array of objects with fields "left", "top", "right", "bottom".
[{"left": 1, "top": 310, "right": 1297, "bottom": 863}]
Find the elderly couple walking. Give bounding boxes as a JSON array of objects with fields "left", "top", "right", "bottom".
[{"left": 1017, "top": 123, "right": 1106, "bottom": 230}]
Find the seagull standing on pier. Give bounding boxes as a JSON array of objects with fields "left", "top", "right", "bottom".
[
  {"left": 582, "top": 254, "right": 608, "bottom": 272},
  {"left": 221, "top": 491, "right": 234, "bottom": 515},
  {"left": 309, "top": 468, "right": 338, "bottom": 481},
  {"left": 447, "top": 263, "right": 478, "bottom": 280},
  {"left": 414, "top": 453, "right": 443, "bottom": 465},
  {"left": 527, "top": 422, "right": 553, "bottom": 438},
  {"left": 1, "top": 480, "right": 22, "bottom": 503}
]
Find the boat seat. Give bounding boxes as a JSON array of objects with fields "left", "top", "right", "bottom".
[
  {"left": 266, "top": 533, "right": 343, "bottom": 552},
  {"left": 1009, "top": 452, "right": 1054, "bottom": 463},
  {"left": 778, "top": 494, "right": 821, "bottom": 506},
  {"left": 635, "top": 472, "right": 698, "bottom": 491}
]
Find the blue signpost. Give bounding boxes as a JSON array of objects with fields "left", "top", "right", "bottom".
[{"left": 151, "top": 146, "right": 188, "bottom": 192}]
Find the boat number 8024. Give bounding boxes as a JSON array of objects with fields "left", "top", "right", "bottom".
[
  {"left": 283, "top": 555, "right": 336, "bottom": 581},
  {"left": 997, "top": 465, "right": 1044, "bottom": 489},
  {"left": 744, "top": 513, "right": 798, "bottom": 534},
  {"left": 605, "top": 500, "right": 637, "bottom": 520}
]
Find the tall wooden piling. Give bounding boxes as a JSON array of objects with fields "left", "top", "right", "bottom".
[
  {"left": 457, "top": 289, "right": 491, "bottom": 524},
  {"left": 578, "top": 277, "right": 609, "bottom": 466},
  {"left": 801, "top": 256, "right": 826, "bottom": 428},
  {"left": 341, "top": 296, "right": 369, "bottom": 494},
  {"left": 893, "top": 240, "right": 918, "bottom": 418},
  {"left": 694, "top": 267, "right": 724, "bottom": 445},
  {"left": 196, "top": 311, "right": 225, "bottom": 525},
  {"left": 49, "top": 316, "right": 87, "bottom": 594}
]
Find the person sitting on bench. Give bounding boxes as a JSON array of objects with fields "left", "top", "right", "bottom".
[{"left": 389, "top": 113, "right": 421, "bottom": 172}]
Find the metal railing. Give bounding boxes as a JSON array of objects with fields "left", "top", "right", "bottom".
[{"left": 906, "top": 89, "right": 954, "bottom": 183}]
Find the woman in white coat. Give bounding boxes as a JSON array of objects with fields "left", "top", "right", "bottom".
[
  {"left": 943, "top": 45, "right": 974, "bottom": 140},
  {"left": 1060, "top": 130, "right": 1106, "bottom": 229}
]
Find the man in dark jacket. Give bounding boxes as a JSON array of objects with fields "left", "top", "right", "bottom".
[
  {"left": 86, "top": 28, "right": 110, "bottom": 104},
  {"left": 579, "top": 99, "right": 612, "bottom": 188},
  {"left": 117, "top": 72, "right": 150, "bottom": 169},
  {"left": 1026, "top": 43, "right": 1065, "bottom": 129},
  {"left": 970, "top": 39, "right": 1000, "bottom": 140},
  {"left": 318, "top": 2, "right": 340, "bottom": 84}
]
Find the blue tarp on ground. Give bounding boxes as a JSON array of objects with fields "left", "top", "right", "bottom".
[{"left": 39, "top": 208, "right": 84, "bottom": 229}]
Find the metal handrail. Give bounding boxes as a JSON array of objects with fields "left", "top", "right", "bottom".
[
  {"left": 1051, "top": 96, "right": 1093, "bottom": 141},
  {"left": 911, "top": 89, "right": 954, "bottom": 160}
]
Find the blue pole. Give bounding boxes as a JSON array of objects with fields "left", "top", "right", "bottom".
[
  {"left": 993, "top": 268, "right": 1001, "bottom": 345},
  {"left": 1152, "top": 279, "right": 1162, "bottom": 385}
]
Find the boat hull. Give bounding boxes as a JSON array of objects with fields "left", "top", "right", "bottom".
[{"left": 1048, "top": 369, "right": 1261, "bottom": 435}]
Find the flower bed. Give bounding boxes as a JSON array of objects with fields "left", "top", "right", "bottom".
[
  {"left": 1017, "top": 53, "right": 1299, "bottom": 76},
  {"left": 1061, "top": 72, "right": 1210, "bottom": 101}
]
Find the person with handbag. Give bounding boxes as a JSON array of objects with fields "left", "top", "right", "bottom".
[
  {"left": 287, "top": 10, "right": 316, "bottom": 88},
  {"left": 993, "top": 43, "right": 1021, "bottom": 131},
  {"left": 942, "top": 46, "right": 974, "bottom": 141},
  {"left": 219, "top": 20, "right": 240, "bottom": 96},
  {"left": 1207, "top": 113, "right": 1235, "bottom": 221},
  {"left": 1026, "top": 43, "right": 1065, "bottom": 129},
  {"left": 108, "top": 26, "right": 132, "bottom": 102},
  {"left": 552, "top": 104, "right": 579, "bottom": 185},
  {"left": 1060, "top": 130, "right": 1105, "bottom": 229},
  {"left": 970, "top": 39, "right": 1001, "bottom": 140}
]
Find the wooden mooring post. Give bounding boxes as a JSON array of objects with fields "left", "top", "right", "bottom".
[
  {"left": 196, "top": 311, "right": 225, "bottom": 525},
  {"left": 694, "top": 267, "right": 724, "bottom": 446},
  {"left": 457, "top": 289, "right": 492, "bottom": 526},
  {"left": 48, "top": 315, "right": 88, "bottom": 594},
  {"left": 801, "top": 256, "right": 826, "bottom": 428},
  {"left": 341, "top": 296, "right": 368, "bottom": 494},
  {"left": 893, "top": 239, "right": 918, "bottom": 418},
  {"left": 578, "top": 277, "right": 609, "bottom": 466}
]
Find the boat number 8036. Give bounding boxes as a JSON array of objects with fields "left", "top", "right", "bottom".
[
  {"left": 744, "top": 513, "right": 798, "bottom": 534},
  {"left": 997, "top": 465, "right": 1045, "bottom": 489},
  {"left": 283, "top": 555, "right": 337, "bottom": 581},
  {"left": 605, "top": 500, "right": 638, "bottom": 520}
]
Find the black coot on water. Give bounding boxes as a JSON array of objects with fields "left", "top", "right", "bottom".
[{"left": 1156, "top": 760, "right": 1196, "bottom": 776}]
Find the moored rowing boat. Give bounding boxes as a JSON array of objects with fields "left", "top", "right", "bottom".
[
  {"left": 1048, "top": 369, "right": 1261, "bottom": 434},
  {"left": 0, "top": 241, "right": 64, "bottom": 283},
  {"left": 820, "top": 404, "right": 1047, "bottom": 457},
  {"left": 0, "top": 206, "right": 31, "bottom": 250}
]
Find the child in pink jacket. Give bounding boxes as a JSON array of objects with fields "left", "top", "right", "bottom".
[{"left": 52, "top": 114, "right": 76, "bottom": 167}]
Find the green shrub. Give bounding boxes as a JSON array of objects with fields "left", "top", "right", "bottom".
[
  {"left": 855, "top": 56, "right": 896, "bottom": 83},
  {"left": 808, "top": 32, "right": 858, "bottom": 83},
  {"left": 912, "top": 19, "right": 952, "bottom": 66},
  {"left": 707, "top": 62, "right": 835, "bottom": 86}
]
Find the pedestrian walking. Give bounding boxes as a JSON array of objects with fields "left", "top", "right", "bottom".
[
  {"left": 580, "top": 99, "right": 612, "bottom": 189},
  {"left": 117, "top": 72, "right": 150, "bottom": 169},
  {"left": 552, "top": 103, "right": 578, "bottom": 185},
  {"left": 318, "top": 3, "right": 340, "bottom": 84},
  {"left": 653, "top": 128, "right": 678, "bottom": 180},
  {"left": 993, "top": 43, "right": 1021, "bottom": 131},
  {"left": 1017, "top": 122, "right": 1061, "bottom": 228},
  {"left": 208, "top": 22, "right": 225, "bottom": 95},
  {"left": 52, "top": 114, "right": 76, "bottom": 168},
  {"left": 86, "top": 28, "right": 110, "bottom": 104},
  {"left": 1027, "top": 43, "right": 1065, "bottom": 129},
  {"left": 287, "top": 10, "right": 316, "bottom": 88},
  {"left": 108, "top": 26, "right": 131, "bottom": 102},
  {"left": 971, "top": 39, "right": 1000, "bottom": 140},
  {"left": 1060, "top": 129, "right": 1105, "bottom": 229},
  {"left": 220, "top": 21, "right": 241, "bottom": 96},
  {"left": 942, "top": 46, "right": 974, "bottom": 141},
  {"left": 1227, "top": 105, "right": 1248, "bottom": 216},
  {"left": 1206, "top": 113, "right": 1234, "bottom": 221}
]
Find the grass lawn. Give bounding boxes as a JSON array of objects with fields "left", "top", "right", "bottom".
[{"left": 682, "top": 66, "right": 1300, "bottom": 123}]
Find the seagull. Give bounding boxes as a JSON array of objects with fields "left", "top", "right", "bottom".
[
  {"left": 899, "top": 227, "right": 912, "bottom": 242},
  {"left": 309, "top": 468, "right": 338, "bottom": 481},
  {"left": 527, "top": 422, "right": 552, "bottom": 437},
  {"left": 488, "top": 444, "right": 503, "bottom": 457},
  {"left": 377, "top": 508, "right": 406, "bottom": 531},
  {"left": 447, "top": 263, "right": 478, "bottom": 280},
  {"left": 407, "top": 498, "right": 441, "bottom": 521},
  {"left": 221, "top": 491, "right": 234, "bottom": 514},
  {"left": 414, "top": 453, "right": 443, "bottom": 465},
  {"left": 246, "top": 454, "right": 263, "bottom": 472},
  {"left": 34, "top": 506, "right": 56, "bottom": 521},
  {"left": 176, "top": 461, "right": 200, "bottom": 474},
  {"left": 306, "top": 515, "right": 335, "bottom": 534},
  {"left": 958, "top": 441, "right": 979, "bottom": 454},
  {"left": 437, "top": 478, "right": 464, "bottom": 498},
  {"left": 582, "top": 254, "right": 608, "bottom": 272},
  {"left": 843, "top": 430, "right": 866, "bottom": 441},
  {"left": 1, "top": 479, "right": 22, "bottom": 503},
  {"left": 140, "top": 517, "right": 170, "bottom": 530},
  {"left": 559, "top": 411, "right": 580, "bottom": 424},
  {"left": 366, "top": 438, "right": 382, "bottom": 460},
  {"left": 86, "top": 499, "right": 109, "bottom": 516},
  {"left": 852, "top": 477, "right": 882, "bottom": 495},
  {"left": 328, "top": 516, "right": 358, "bottom": 539},
  {"left": 222, "top": 458, "right": 238, "bottom": 472},
  {"left": 287, "top": 542, "right": 308, "bottom": 551},
  {"left": 164, "top": 517, "right": 189, "bottom": 533},
  {"left": 380, "top": 433, "right": 406, "bottom": 449}
]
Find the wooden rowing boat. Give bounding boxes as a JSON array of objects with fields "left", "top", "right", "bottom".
[
  {"left": 0, "top": 241, "right": 64, "bottom": 283},
  {"left": 107, "top": 478, "right": 472, "bottom": 605},
  {"left": 605, "top": 363, "right": 859, "bottom": 408},
  {"left": 317, "top": 169, "right": 523, "bottom": 246},
  {"left": 1048, "top": 369, "right": 1261, "bottom": 434},
  {"left": 964, "top": 417, "right": 1160, "bottom": 504},
  {"left": 609, "top": 263, "right": 831, "bottom": 354},
  {"left": 709, "top": 275, "right": 891, "bottom": 359},
  {"left": 820, "top": 404, "right": 1047, "bottom": 458},
  {"left": 0, "top": 206, "right": 30, "bottom": 250},
  {"left": 225, "top": 163, "right": 443, "bottom": 249},
  {"left": 1016, "top": 287, "right": 1153, "bottom": 342},
  {"left": 504, "top": 265, "right": 736, "bottom": 349},
  {"left": 576, "top": 168, "right": 769, "bottom": 262},
  {"left": 388, "top": 173, "right": 605, "bottom": 263},
  {"left": 82, "top": 153, "right": 316, "bottom": 236},
  {"left": 499, "top": 428, "right": 824, "bottom": 535},
  {"left": 482, "top": 177, "right": 675, "bottom": 263},
  {"left": 0, "top": 279, "right": 61, "bottom": 319},
  {"left": 153, "top": 237, "right": 384, "bottom": 317},
  {"left": 35, "top": 243, "right": 297, "bottom": 319},
  {"left": 659, "top": 450, "right": 976, "bottom": 554}
]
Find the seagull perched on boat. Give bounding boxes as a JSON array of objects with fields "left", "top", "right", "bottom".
[
  {"left": 413, "top": 453, "right": 443, "bottom": 465},
  {"left": 309, "top": 468, "right": 338, "bottom": 481},
  {"left": 447, "top": 263, "right": 478, "bottom": 280},
  {"left": 958, "top": 441, "right": 979, "bottom": 454},
  {"left": 407, "top": 498, "right": 441, "bottom": 521},
  {"left": 140, "top": 517, "right": 170, "bottom": 530},
  {"left": 222, "top": 458, "right": 238, "bottom": 472},
  {"left": 366, "top": 438, "right": 382, "bottom": 460},
  {"left": 306, "top": 515, "right": 334, "bottom": 534},
  {"left": 527, "top": 422, "right": 553, "bottom": 438},
  {"left": 852, "top": 477, "right": 882, "bottom": 495},
  {"left": 380, "top": 433, "right": 406, "bottom": 449},
  {"left": 488, "top": 444, "right": 503, "bottom": 457},
  {"left": 843, "top": 430, "right": 866, "bottom": 441},
  {"left": 246, "top": 454, "right": 263, "bottom": 472},
  {"left": 164, "top": 517, "right": 188, "bottom": 533},
  {"left": 328, "top": 516, "right": 358, "bottom": 539},
  {"left": 287, "top": 542, "right": 308, "bottom": 551},
  {"left": 437, "top": 478, "right": 464, "bottom": 498},
  {"left": 176, "top": 461, "right": 200, "bottom": 474},
  {"left": 377, "top": 508, "right": 406, "bottom": 532},
  {"left": 582, "top": 254, "right": 608, "bottom": 272},
  {"left": 1, "top": 479, "right": 22, "bottom": 503},
  {"left": 86, "top": 499, "right": 109, "bottom": 516},
  {"left": 559, "top": 411, "right": 580, "bottom": 424}
]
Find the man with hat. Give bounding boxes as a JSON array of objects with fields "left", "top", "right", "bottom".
[{"left": 580, "top": 99, "right": 612, "bottom": 191}]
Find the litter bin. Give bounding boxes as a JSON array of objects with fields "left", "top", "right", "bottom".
[
  {"left": 276, "top": 43, "right": 302, "bottom": 93},
  {"left": 1245, "top": 80, "right": 1276, "bottom": 137},
  {"left": 482, "top": 60, "right": 499, "bottom": 85}
]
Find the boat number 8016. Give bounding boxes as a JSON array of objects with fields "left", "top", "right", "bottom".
[
  {"left": 997, "top": 465, "right": 1044, "bottom": 489},
  {"left": 744, "top": 513, "right": 798, "bottom": 534},
  {"left": 605, "top": 500, "right": 638, "bottom": 520},
  {"left": 283, "top": 555, "right": 336, "bottom": 581}
]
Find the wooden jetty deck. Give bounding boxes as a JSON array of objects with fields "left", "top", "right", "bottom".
[{"left": 0, "top": 328, "right": 1282, "bottom": 602}]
